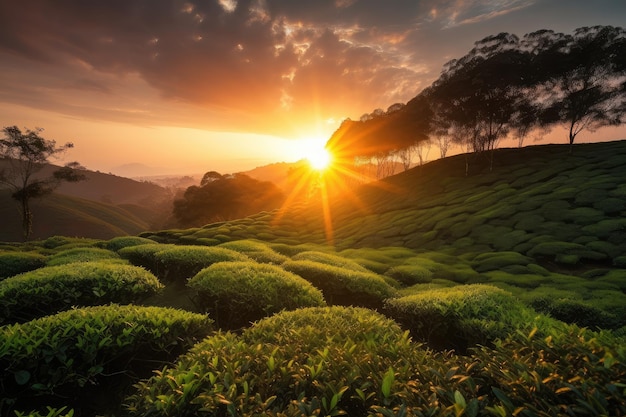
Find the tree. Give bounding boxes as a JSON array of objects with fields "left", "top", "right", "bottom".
[
  {"left": 173, "top": 173, "right": 284, "bottom": 227},
  {"left": 0, "top": 126, "right": 86, "bottom": 239},
  {"left": 531, "top": 26, "right": 626, "bottom": 150}
]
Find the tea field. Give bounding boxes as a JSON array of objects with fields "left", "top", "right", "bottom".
[{"left": 1, "top": 141, "right": 625, "bottom": 416}]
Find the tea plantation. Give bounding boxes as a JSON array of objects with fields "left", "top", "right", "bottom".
[{"left": 1, "top": 142, "right": 625, "bottom": 416}]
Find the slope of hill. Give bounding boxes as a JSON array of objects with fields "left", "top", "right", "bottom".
[
  {"left": 146, "top": 140, "right": 626, "bottom": 260},
  {"left": 142, "top": 140, "right": 626, "bottom": 328},
  {"left": 0, "top": 191, "right": 150, "bottom": 241}
]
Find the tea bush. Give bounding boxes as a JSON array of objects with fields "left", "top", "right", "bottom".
[
  {"left": 384, "top": 264, "right": 434, "bottom": 285},
  {"left": 125, "top": 306, "right": 470, "bottom": 417},
  {"left": 117, "top": 243, "right": 177, "bottom": 273},
  {"left": 471, "top": 325, "right": 626, "bottom": 416},
  {"left": 384, "top": 284, "right": 537, "bottom": 352},
  {"left": 152, "top": 246, "right": 249, "bottom": 282},
  {"left": 217, "top": 239, "right": 289, "bottom": 264},
  {"left": 0, "top": 305, "right": 212, "bottom": 416},
  {"left": 0, "top": 262, "right": 163, "bottom": 324},
  {"left": 46, "top": 247, "right": 124, "bottom": 266},
  {"left": 101, "top": 236, "right": 155, "bottom": 252},
  {"left": 188, "top": 261, "right": 325, "bottom": 329},
  {"left": 291, "top": 250, "right": 370, "bottom": 272},
  {"left": 529, "top": 297, "right": 622, "bottom": 329},
  {"left": 282, "top": 260, "right": 397, "bottom": 309},
  {"left": 0, "top": 252, "right": 47, "bottom": 279}
]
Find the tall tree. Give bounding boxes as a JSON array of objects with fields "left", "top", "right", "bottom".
[
  {"left": 0, "top": 126, "right": 86, "bottom": 239},
  {"left": 532, "top": 26, "right": 626, "bottom": 149},
  {"left": 430, "top": 33, "right": 533, "bottom": 170}
]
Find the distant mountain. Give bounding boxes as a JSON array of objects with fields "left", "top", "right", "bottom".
[{"left": 111, "top": 162, "right": 173, "bottom": 178}]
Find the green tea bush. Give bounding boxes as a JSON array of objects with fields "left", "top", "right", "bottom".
[
  {"left": 471, "top": 251, "right": 532, "bottom": 273},
  {"left": 188, "top": 261, "right": 325, "bottom": 329},
  {"left": 102, "top": 236, "right": 155, "bottom": 251},
  {"left": 46, "top": 247, "right": 124, "bottom": 266},
  {"left": 218, "top": 239, "right": 289, "bottom": 264},
  {"left": 152, "top": 246, "right": 249, "bottom": 282},
  {"left": 0, "top": 305, "right": 212, "bottom": 417},
  {"left": 0, "top": 262, "right": 163, "bottom": 324},
  {"left": 384, "top": 284, "right": 536, "bottom": 352},
  {"left": 384, "top": 264, "right": 433, "bottom": 285},
  {"left": 471, "top": 325, "right": 626, "bottom": 417},
  {"left": 117, "top": 243, "right": 177, "bottom": 273},
  {"left": 126, "top": 306, "right": 470, "bottom": 417},
  {"left": 292, "top": 250, "right": 370, "bottom": 272},
  {"left": 0, "top": 252, "right": 47, "bottom": 279},
  {"left": 282, "top": 260, "right": 397, "bottom": 309},
  {"left": 530, "top": 297, "right": 621, "bottom": 329}
]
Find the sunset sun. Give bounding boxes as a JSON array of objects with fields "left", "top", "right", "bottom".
[{"left": 307, "top": 147, "right": 332, "bottom": 171}]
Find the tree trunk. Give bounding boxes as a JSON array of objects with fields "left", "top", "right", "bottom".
[{"left": 20, "top": 195, "right": 32, "bottom": 240}]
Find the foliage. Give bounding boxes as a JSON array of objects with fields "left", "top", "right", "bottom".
[
  {"left": 0, "top": 305, "right": 212, "bottom": 416},
  {"left": 46, "top": 247, "right": 124, "bottom": 266},
  {"left": 0, "top": 251, "right": 47, "bottom": 279},
  {"left": 282, "top": 259, "right": 398, "bottom": 309},
  {"left": 217, "top": 239, "right": 289, "bottom": 264},
  {"left": 0, "top": 262, "right": 163, "bottom": 324},
  {"left": 188, "top": 261, "right": 325, "bottom": 329},
  {"left": 471, "top": 325, "right": 626, "bottom": 416},
  {"left": 125, "top": 306, "right": 442, "bottom": 416},
  {"left": 384, "top": 284, "right": 539, "bottom": 352},
  {"left": 117, "top": 243, "right": 177, "bottom": 274},
  {"left": 151, "top": 245, "right": 249, "bottom": 283},
  {"left": 326, "top": 25, "right": 626, "bottom": 168},
  {"left": 126, "top": 307, "right": 626, "bottom": 417},
  {"left": 292, "top": 250, "right": 370, "bottom": 272},
  {"left": 101, "top": 235, "right": 156, "bottom": 252},
  {"left": 173, "top": 173, "right": 285, "bottom": 228},
  {"left": 0, "top": 126, "right": 86, "bottom": 239}
]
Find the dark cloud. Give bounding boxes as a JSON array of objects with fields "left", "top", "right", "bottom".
[{"left": 0, "top": 0, "right": 624, "bottom": 135}]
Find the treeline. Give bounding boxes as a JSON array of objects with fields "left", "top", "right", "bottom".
[
  {"left": 172, "top": 172, "right": 284, "bottom": 227},
  {"left": 327, "top": 25, "right": 626, "bottom": 174}
]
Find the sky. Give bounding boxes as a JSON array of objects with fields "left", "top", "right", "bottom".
[{"left": 1, "top": 0, "right": 625, "bottom": 177}]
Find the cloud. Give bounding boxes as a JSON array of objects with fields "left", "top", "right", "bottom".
[{"left": 2, "top": 0, "right": 617, "bottom": 139}]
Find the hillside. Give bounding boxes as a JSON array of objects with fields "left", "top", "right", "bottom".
[
  {"left": 0, "top": 191, "right": 151, "bottom": 241},
  {"left": 146, "top": 140, "right": 626, "bottom": 259},
  {"left": 142, "top": 140, "right": 626, "bottom": 328},
  {"left": 2, "top": 141, "right": 626, "bottom": 416}
]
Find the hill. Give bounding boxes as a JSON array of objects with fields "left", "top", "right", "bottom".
[
  {"left": 0, "top": 190, "right": 151, "bottom": 241},
  {"left": 142, "top": 140, "right": 626, "bottom": 328},
  {"left": 2, "top": 141, "right": 626, "bottom": 416}
]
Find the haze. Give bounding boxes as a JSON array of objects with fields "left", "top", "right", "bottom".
[{"left": 1, "top": 0, "right": 625, "bottom": 177}]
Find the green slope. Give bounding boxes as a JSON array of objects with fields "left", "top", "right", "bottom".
[
  {"left": 145, "top": 140, "right": 626, "bottom": 265},
  {"left": 0, "top": 191, "right": 150, "bottom": 241}
]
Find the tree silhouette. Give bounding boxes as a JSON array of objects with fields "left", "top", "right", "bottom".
[
  {"left": 532, "top": 26, "right": 626, "bottom": 150},
  {"left": 0, "top": 126, "right": 86, "bottom": 239},
  {"left": 173, "top": 173, "right": 284, "bottom": 227}
]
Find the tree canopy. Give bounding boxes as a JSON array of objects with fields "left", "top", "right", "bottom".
[
  {"left": 173, "top": 173, "right": 284, "bottom": 227},
  {"left": 326, "top": 25, "right": 626, "bottom": 171}
]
